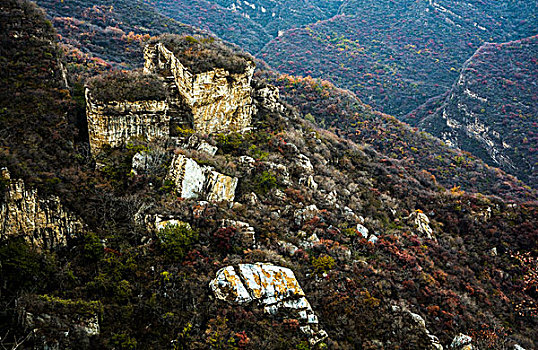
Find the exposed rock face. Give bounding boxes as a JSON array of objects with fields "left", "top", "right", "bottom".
[
  {"left": 205, "top": 170, "right": 238, "bottom": 202},
  {"left": 209, "top": 263, "right": 328, "bottom": 345},
  {"left": 85, "top": 89, "right": 170, "bottom": 154},
  {"left": 167, "top": 154, "right": 207, "bottom": 199},
  {"left": 451, "top": 333, "right": 473, "bottom": 350},
  {"left": 253, "top": 85, "right": 286, "bottom": 113},
  {"left": 144, "top": 43, "right": 255, "bottom": 134},
  {"left": 407, "top": 210, "right": 434, "bottom": 239},
  {"left": 0, "top": 168, "right": 84, "bottom": 249},
  {"left": 392, "top": 305, "right": 443, "bottom": 350},
  {"left": 414, "top": 36, "right": 538, "bottom": 186},
  {"left": 167, "top": 154, "right": 238, "bottom": 202}
]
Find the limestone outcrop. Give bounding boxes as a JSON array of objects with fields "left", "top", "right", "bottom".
[
  {"left": 406, "top": 210, "right": 434, "bottom": 239},
  {"left": 144, "top": 42, "right": 255, "bottom": 134},
  {"left": 0, "top": 168, "right": 84, "bottom": 249},
  {"left": 167, "top": 154, "right": 238, "bottom": 202},
  {"left": 450, "top": 333, "right": 473, "bottom": 350},
  {"left": 209, "top": 263, "right": 328, "bottom": 345},
  {"left": 86, "top": 89, "right": 170, "bottom": 153}
]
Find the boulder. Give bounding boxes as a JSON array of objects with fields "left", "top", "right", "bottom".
[
  {"left": 209, "top": 263, "right": 328, "bottom": 345},
  {"left": 166, "top": 154, "right": 238, "bottom": 202}
]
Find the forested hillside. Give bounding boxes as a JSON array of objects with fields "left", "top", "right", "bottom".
[
  {"left": 407, "top": 36, "right": 538, "bottom": 188},
  {"left": 260, "top": 0, "right": 536, "bottom": 116}
]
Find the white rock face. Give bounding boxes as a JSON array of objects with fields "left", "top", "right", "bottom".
[
  {"left": 451, "top": 333, "right": 473, "bottom": 349},
  {"left": 155, "top": 217, "right": 191, "bottom": 232},
  {"left": 167, "top": 154, "right": 206, "bottom": 199},
  {"left": 0, "top": 168, "right": 84, "bottom": 249},
  {"left": 294, "top": 204, "right": 320, "bottom": 226},
  {"left": 296, "top": 154, "right": 314, "bottom": 174},
  {"left": 166, "top": 154, "right": 238, "bottom": 202},
  {"left": 197, "top": 141, "right": 218, "bottom": 156},
  {"left": 407, "top": 210, "right": 434, "bottom": 239},
  {"left": 253, "top": 85, "right": 286, "bottom": 113},
  {"left": 356, "top": 224, "right": 369, "bottom": 239},
  {"left": 209, "top": 263, "right": 328, "bottom": 345},
  {"left": 205, "top": 170, "right": 239, "bottom": 202}
]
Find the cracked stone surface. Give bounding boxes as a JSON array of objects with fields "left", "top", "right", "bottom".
[{"left": 209, "top": 263, "right": 328, "bottom": 345}]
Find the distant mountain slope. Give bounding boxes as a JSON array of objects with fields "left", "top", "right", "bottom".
[
  {"left": 145, "top": 0, "right": 343, "bottom": 53},
  {"left": 259, "top": 71, "right": 536, "bottom": 200},
  {"left": 406, "top": 36, "right": 538, "bottom": 188},
  {"left": 145, "top": 0, "right": 271, "bottom": 53},
  {"left": 35, "top": 0, "right": 202, "bottom": 71},
  {"left": 259, "top": 0, "right": 536, "bottom": 117}
]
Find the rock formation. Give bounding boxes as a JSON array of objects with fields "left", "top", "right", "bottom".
[
  {"left": 85, "top": 90, "right": 170, "bottom": 154},
  {"left": 391, "top": 305, "right": 443, "bottom": 350},
  {"left": 209, "top": 263, "right": 328, "bottom": 345},
  {"left": 167, "top": 154, "right": 238, "bottom": 202},
  {"left": 0, "top": 168, "right": 84, "bottom": 249},
  {"left": 144, "top": 42, "right": 255, "bottom": 134},
  {"left": 450, "top": 333, "right": 473, "bottom": 349}
]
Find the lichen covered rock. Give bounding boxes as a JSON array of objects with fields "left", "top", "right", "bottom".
[
  {"left": 0, "top": 168, "right": 84, "bottom": 249},
  {"left": 209, "top": 263, "right": 328, "bottom": 345},
  {"left": 144, "top": 42, "right": 255, "bottom": 134}
]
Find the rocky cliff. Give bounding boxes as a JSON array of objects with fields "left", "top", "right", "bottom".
[
  {"left": 0, "top": 168, "right": 84, "bottom": 249},
  {"left": 85, "top": 89, "right": 170, "bottom": 153},
  {"left": 144, "top": 42, "right": 255, "bottom": 134}
]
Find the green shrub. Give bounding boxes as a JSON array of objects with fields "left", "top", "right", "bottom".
[
  {"left": 252, "top": 170, "right": 277, "bottom": 195},
  {"left": 82, "top": 232, "right": 104, "bottom": 262},
  {"left": 111, "top": 333, "right": 138, "bottom": 349},
  {"left": 311, "top": 254, "right": 336, "bottom": 275},
  {"left": 158, "top": 223, "right": 198, "bottom": 261}
]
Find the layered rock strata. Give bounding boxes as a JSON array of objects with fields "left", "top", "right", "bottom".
[
  {"left": 0, "top": 168, "right": 84, "bottom": 249},
  {"left": 144, "top": 42, "right": 255, "bottom": 134},
  {"left": 209, "top": 263, "right": 328, "bottom": 345},
  {"left": 86, "top": 89, "right": 170, "bottom": 153}
]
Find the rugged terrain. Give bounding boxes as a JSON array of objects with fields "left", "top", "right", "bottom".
[
  {"left": 0, "top": 1, "right": 537, "bottom": 349},
  {"left": 406, "top": 36, "right": 538, "bottom": 188}
]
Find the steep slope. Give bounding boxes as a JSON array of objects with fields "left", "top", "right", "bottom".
[
  {"left": 0, "top": 0, "right": 77, "bottom": 192},
  {"left": 35, "top": 0, "right": 202, "bottom": 71},
  {"left": 259, "top": 0, "right": 536, "bottom": 116},
  {"left": 407, "top": 36, "right": 538, "bottom": 188},
  {"left": 33, "top": 0, "right": 537, "bottom": 201},
  {"left": 148, "top": 0, "right": 343, "bottom": 50},
  {"left": 259, "top": 71, "right": 536, "bottom": 201},
  {"left": 1, "top": 3, "right": 537, "bottom": 349}
]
